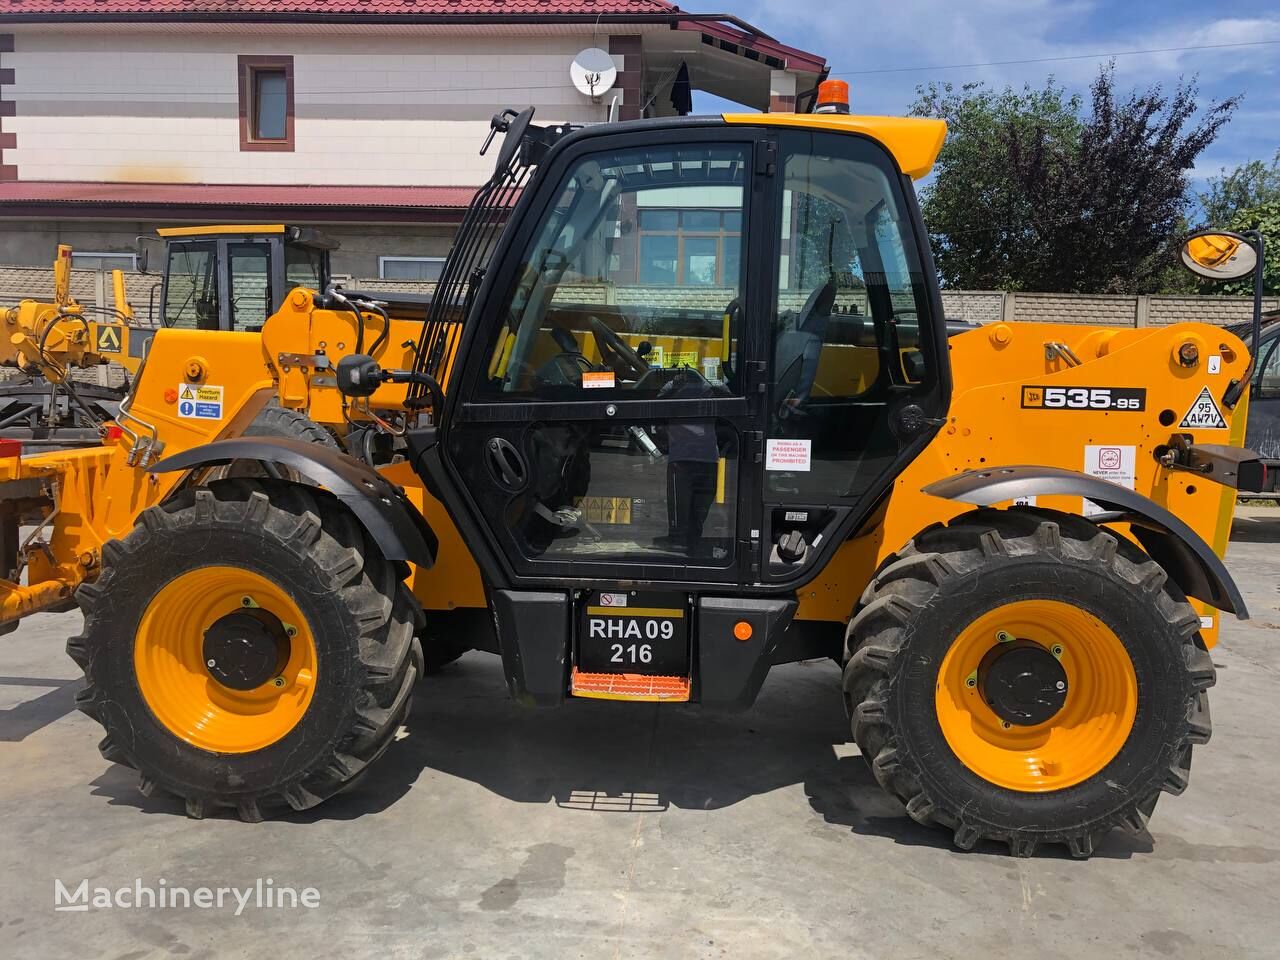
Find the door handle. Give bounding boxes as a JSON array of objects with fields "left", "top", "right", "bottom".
[{"left": 485, "top": 437, "right": 528, "bottom": 491}]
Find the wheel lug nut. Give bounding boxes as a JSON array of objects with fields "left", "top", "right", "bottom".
[
  {"left": 206, "top": 659, "right": 216, "bottom": 668},
  {"left": 1051, "top": 644, "right": 1063, "bottom": 658},
  {"left": 1055, "top": 681, "right": 1066, "bottom": 691},
  {"left": 272, "top": 676, "right": 286, "bottom": 688}
]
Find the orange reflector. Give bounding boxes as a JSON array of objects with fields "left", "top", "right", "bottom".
[
  {"left": 105, "top": 424, "right": 124, "bottom": 442},
  {"left": 815, "top": 79, "right": 851, "bottom": 114},
  {"left": 734, "top": 621, "right": 753, "bottom": 642},
  {"left": 163, "top": 388, "right": 179, "bottom": 404},
  {"left": 570, "top": 669, "right": 691, "bottom": 702},
  {"left": 0, "top": 438, "right": 22, "bottom": 458}
]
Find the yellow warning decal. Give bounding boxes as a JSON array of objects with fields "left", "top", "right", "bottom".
[{"left": 579, "top": 496, "right": 632, "bottom": 524}]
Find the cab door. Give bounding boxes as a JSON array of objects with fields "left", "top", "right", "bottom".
[{"left": 443, "top": 128, "right": 773, "bottom": 588}]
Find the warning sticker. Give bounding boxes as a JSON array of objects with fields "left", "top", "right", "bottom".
[
  {"left": 1082, "top": 444, "right": 1136, "bottom": 517},
  {"left": 176, "top": 383, "right": 224, "bottom": 420},
  {"left": 582, "top": 371, "right": 615, "bottom": 390},
  {"left": 1179, "top": 386, "right": 1227, "bottom": 430},
  {"left": 95, "top": 325, "right": 122, "bottom": 354},
  {"left": 579, "top": 496, "right": 632, "bottom": 524},
  {"left": 765, "top": 438, "right": 811, "bottom": 472},
  {"left": 598, "top": 592, "right": 628, "bottom": 608}
]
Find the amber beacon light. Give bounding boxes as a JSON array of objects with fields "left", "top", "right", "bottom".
[{"left": 815, "top": 79, "right": 851, "bottom": 114}]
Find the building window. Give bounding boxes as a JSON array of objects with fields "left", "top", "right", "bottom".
[
  {"left": 70, "top": 252, "right": 137, "bottom": 271},
  {"left": 379, "top": 257, "right": 447, "bottom": 281},
  {"left": 630, "top": 209, "right": 741, "bottom": 286},
  {"left": 238, "top": 55, "right": 294, "bottom": 152}
]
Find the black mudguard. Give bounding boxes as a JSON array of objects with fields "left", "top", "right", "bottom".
[
  {"left": 150, "top": 437, "right": 437, "bottom": 567},
  {"left": 922, "top": 465, "right": 1247, "bottom": 618}
]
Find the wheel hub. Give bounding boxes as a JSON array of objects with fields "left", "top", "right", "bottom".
[
  {"left": 979, "top": 639, "right": 1068, "bottom": 726},
  {"left": 202, "top": 610, "right": 288, "bottom": 691}
]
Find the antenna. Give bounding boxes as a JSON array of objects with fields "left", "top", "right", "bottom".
[{"left": 570, "top": 47, "right": 618, "bottom": 101}]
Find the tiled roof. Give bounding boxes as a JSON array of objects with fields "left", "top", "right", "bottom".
[
  {"left": 0, "top": 180, "right": 478, "bottom": 209},
  {"left": 0, "top": 0, "right": 677, "bottom": 16}
]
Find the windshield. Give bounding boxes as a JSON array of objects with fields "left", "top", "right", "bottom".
[{"left": 285, "top": 242, "right": 327, "bottom": 292}]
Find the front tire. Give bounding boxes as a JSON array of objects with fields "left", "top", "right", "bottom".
[
  {"left": 843, "top": 508, "right": 1214, "bottom": 858},
  {"left": 68, "top": 479, "right": 421, "bottom": 821}
]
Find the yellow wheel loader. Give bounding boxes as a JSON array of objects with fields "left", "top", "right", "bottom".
[{"left": 0, "top": 93, "right": 1270, "bottom": 856}]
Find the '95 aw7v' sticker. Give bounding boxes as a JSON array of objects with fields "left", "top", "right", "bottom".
[{"left": 1021, "top": 386, "right": 1146, "bottom": 411}]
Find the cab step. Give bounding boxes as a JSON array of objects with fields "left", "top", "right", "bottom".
[{"left": 570, "top": 668, "right": 691, "bottom": 702}]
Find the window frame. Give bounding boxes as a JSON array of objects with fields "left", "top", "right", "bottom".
[
  {"left": 378, "top": 256, "right": 448, "bottom": 282},
  {"left": 632, "top": 208, "right": 742, "bottom": 287},
  {"left": 238, "top": 55, "right": 295, "bottom": 153}
]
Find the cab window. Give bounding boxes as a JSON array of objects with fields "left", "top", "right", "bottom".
[
  {"left": 768, "top": 131, "right": 937, "bottom": 500},
  {"left": 163, "top": 241, "right": 219, "bottom": 330},
  {"left": 480, "top": 142, "right": 749, "bottom": 399},
  {"left": 228, "top": 242, "right": 272, "bottom": 331}
]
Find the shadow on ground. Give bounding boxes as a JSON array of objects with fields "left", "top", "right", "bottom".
[
  {"left": 87, "top": 653, "right": 1148, "bottom": 859},
  {"left": 0, "top": 676, "right": 79, "bottom": 742}
]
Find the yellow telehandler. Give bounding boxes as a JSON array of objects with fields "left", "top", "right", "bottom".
[{"left": 0, "top": 91, "right": 1269, "bottom": 856}]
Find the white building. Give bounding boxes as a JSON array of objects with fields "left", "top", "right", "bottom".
[{"left": 0, "top": 0, "right": 826, "bottom": 278}]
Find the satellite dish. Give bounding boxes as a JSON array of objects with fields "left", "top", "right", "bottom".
[{"left": 570, "top": 47, "right": 618, "bottom": 100}]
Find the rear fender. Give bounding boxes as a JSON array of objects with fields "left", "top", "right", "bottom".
[
  {"left": 150, "top": 437, "right": 437, "bottom": 567},
  {"left": 922, "top": 465, "right": 1247, "bottom": 618}
]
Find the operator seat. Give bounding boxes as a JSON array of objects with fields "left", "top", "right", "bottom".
[{"left": 774, "top": 279, "right": 837, "bottom": 409}]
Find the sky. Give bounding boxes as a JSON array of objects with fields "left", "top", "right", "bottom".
[{"left": 692, "top": 0, "right": 1280, "bottom": 193}]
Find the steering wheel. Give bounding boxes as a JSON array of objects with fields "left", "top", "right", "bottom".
[{"left": 588, "top": 316, "right": 648, "bottom": 380}]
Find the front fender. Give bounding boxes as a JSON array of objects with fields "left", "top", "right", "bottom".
[
  {"left": 922, "top": 465, "right": 1247, "bottom": 618},
  {"left": 150, "top": 437, "right": 437, "bottom": 568}
]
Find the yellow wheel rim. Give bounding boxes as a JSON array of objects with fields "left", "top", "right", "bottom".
[
  {"left": 935, "top": 599, "right": 1137, "bottom": 792},
  {"left": 134, "top": 566, "right": 318, "bottom": 754}
]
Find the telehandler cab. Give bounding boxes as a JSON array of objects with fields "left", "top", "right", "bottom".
[{"left": 0, "top": 89, "right": 1268, "bottom": 857}]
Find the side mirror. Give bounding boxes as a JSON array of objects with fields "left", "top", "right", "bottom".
[
  {"left": 336, "top": 354, "right": 383, "bottom": 398},
  {"left": 1180, "top": 228, "right": 1267, "bottom": 410},
  {"left": 134, "top": 235, "right": 159, "bottom": 275},
  {"left": 1179, "top": 230, "right": 1257, "bottom": 282}
]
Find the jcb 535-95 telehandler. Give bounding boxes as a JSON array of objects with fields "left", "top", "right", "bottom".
[{"left": 0, "top": 85, "right": 1270, "bottom": 857}]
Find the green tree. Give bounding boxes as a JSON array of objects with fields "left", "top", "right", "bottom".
[
  {"left": 1199, "top": 152, "right": 1280, "bottom": 227},
  {"left": 910, "top": 78, "right": 1082, "bottom": 290},
  {"left": 912, "top": 65, "right": 1238, "bottom": 293}
]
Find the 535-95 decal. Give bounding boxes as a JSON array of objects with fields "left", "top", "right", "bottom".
[{"left": 1021, "top": 386, "right": 1147, "bottom": 411}]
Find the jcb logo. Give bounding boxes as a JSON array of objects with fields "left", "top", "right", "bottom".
[{"left": 1022, "top": 387, "right": 1044, "bottom": 408}]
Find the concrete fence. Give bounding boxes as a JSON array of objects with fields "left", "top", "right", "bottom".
[{"left": 941, "top": 289, "right": 1280, "bottom": 327}]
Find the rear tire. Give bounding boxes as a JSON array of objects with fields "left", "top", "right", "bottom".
[
  {"left": 68, "top": 479, "right": 421, "bottom": 821},
  {"left": 843, "top": 508, "right": 1214, "bottom": 858},
  {"left": 244, "top": 403, "right": 340, "bottom": 449},
  {"left": 210, "top": 402, "right": 340, "bottom": 482}
]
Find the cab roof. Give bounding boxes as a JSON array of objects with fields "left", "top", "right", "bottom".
[
  {"left": 723, "top": 113, "right": 948, "bottom": 181},
  {"left": 156, "top": 224, "right": 339, "bottom": 249}
]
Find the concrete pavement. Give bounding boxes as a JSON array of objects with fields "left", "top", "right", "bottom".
[{"left": 1, "top": 514, "right": 1278, "bottom": 959}]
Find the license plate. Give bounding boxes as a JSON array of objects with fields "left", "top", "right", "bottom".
[{"left": 578, "top": 591, "right": 688, "bottom": 676}]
